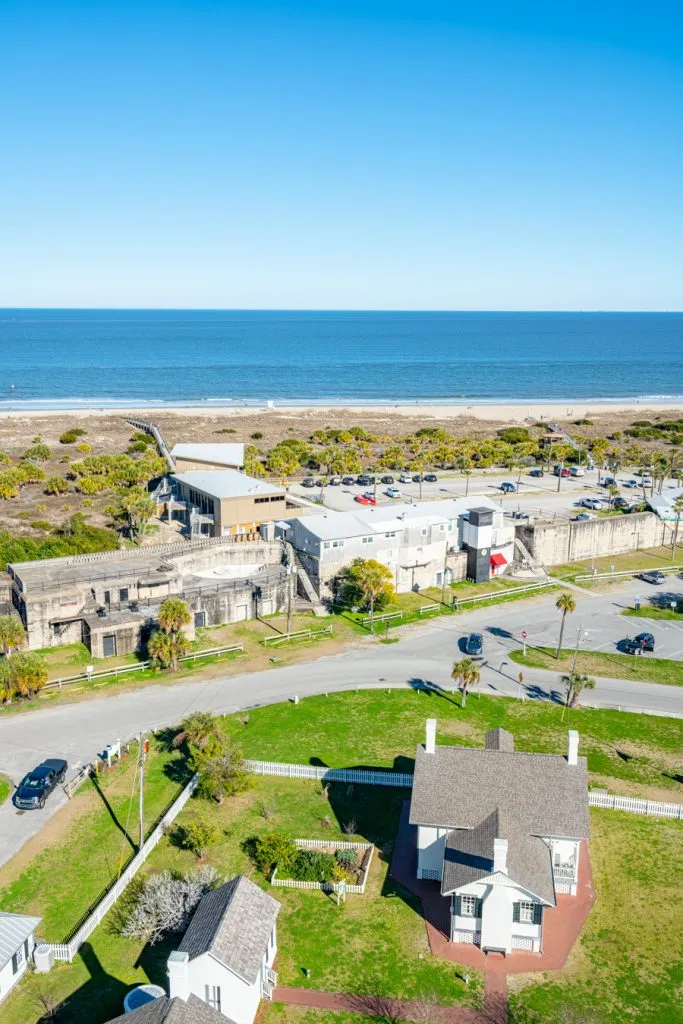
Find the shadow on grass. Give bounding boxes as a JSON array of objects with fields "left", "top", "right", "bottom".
[
  {"left": 408, "top": 678, "right": 460, "bottom": 706},
  {"left": 54, "top": 941, "right": 129, "bottom": 1024},
  {"left": 90, "top": 774, "right": 137, "bottom": 856}
]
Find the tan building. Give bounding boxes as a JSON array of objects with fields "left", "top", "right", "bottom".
[
  {"left": 170, "top": 470, "right": 287, "bottom": 537},
  {"left": 171, "top": 443, "right": 245, "bottom": 472}
]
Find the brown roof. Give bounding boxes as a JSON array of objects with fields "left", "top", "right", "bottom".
[
  {"left": 409, "top": 739, "right": 590, "bottom": 840},
  {"left": 106, "top": 994, "right": 231, "bottom": 1024}
]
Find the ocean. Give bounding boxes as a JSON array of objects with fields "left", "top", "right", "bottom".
[{"left": 0, "top": 309, "right": 681, "bottom": 408}]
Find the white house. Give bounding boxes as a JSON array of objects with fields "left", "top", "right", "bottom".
[
  {"left": 167, "top": 875, "right": 280, "bottom": 1024},
  {"left": 0, "top": 911, "right": 41, "bottom": 1004},
  {"left": 107, "top": 993, "right": 230, "bottom": 1023},
  {"left": 280, "top": 496, "right": 515, "bottom": 602},
  {"left": 409, "top": 721, "right": 590, "bottom": 954}
]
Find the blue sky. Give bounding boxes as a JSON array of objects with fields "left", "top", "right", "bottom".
[{"left": 1, "top": 1, "right": 682, "bottom": 309}]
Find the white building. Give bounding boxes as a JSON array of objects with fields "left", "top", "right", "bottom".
[
  {"left": 409, "top": 721, "right": 590, "bottom": 954},
  {"left": 167, "top": 875, "right": 280, "bottom": 1024},
  {"left": 279, "top": 496, "right": 515, "bottom": 602},
  {"left": 171, "top": 443, "right": 245, "bottom": 472},
  {"left": 0, "top": 911, "right": 41, "bottom": 1004}
]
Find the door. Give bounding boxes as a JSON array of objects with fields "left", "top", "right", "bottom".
[
  {"left": 102, "top": 634, "right": 117, "bottom": 657},
  {"left": 235, "top": 604, "right": 248, "bottom": 621},
  {"left": 194, "top": 611, "right": 206, "bottom": 628}
]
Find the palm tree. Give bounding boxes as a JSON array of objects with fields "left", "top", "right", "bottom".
[
  {"left": 173, "top": 710, "right": 217, "bottom": 750},
  {"left": 563, "top": 672, "right": 596, "bottom": 709},
  {"left": 451, "top": 657, "right": 481, "bottom": 707},
  {"left": 607, "top": 483, "right": 619, "bottom": 510},
  {"left": 148, "top": 628, "right": 189, "bottom": 671},
  {"left": 671, "top": 494, "right": 683, "bottom": 559},
  {"left": 0, "top": 615, "right": 26, "bottom": 657},
  {"left": 555, "top": 592, "right": 576, "bottom": 659},
  {"left": 157, "top": 598, "right": 191, "bottom": 635}
]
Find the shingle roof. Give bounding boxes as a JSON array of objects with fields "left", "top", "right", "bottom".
[
  {"left": 441, "top": 808, "right": 556, "bottom": 905},
  {"left": 485, "top": 728, "right": 515, "bottom": 752},
  {"left": 179, "top": 876, "right": 280, "bottom": 985},
  {"left": 0, "top": 911, "right": 41, "bottom": 971},
  {"left": 106, "top": 994, "right": 232, "bottom": 1024},
  {"left": 409, "top": 739, "right": 590, "bottom": 840}
]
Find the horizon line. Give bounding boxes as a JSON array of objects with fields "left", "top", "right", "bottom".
[{"left": 1, "top": 306, "right": 683, "bottom": 315}]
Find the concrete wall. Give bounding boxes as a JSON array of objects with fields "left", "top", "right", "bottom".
[
  {"left": 517, "top": 511, "right": 673, "bottom": 566},
  {"left": 416, "top": 825, "right": 449, "bottom": 879}
]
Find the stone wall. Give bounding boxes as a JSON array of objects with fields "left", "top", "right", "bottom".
[{"left": 517, "top": 512, "right": 673, "bottom": 567}]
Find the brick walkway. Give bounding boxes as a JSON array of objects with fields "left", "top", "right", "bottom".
[{"left": 273, "top": 985, "right": 487, "bottom": 1023}]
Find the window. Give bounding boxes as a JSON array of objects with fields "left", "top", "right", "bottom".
[
  {"left": 255, "top": 496, "right": 270, "bottom": 504},
  {"left": 421, "top": 527, "right": 429, "bottom": 537},
  {"left": 460, "top": 895, "right": 477, "bottom": 917},
  {"left": 439, "top": 524, "right": 445, "bottom": 531},
  {"left": 119, "top": 588, "right": 129, "bottom": 602},
  {"left": 205, "top": 986, "right": 221, "bottom": 1010},
  {"left": 269, "top": 495, "right": 285, "bottom": 502},
  {"left": 519, "top": 901, "right": 535, "bottom": 923},
  {"left": 103, "top": 590, "right": 111, "bottom": 605},
  {"left": 384, "top": 531, "right": 397, "bottom": 539},
  {"left": 332, "top": 540, "right": 344, "bottom": 548},
  {"left": 323, "top": 541, "right": 331, "bottom": 549},
  {"left": 362, "top": 536, "right": 374, "bottom": 544},
  {"left": 11, "top": 945, "right": 25, "bottom": 974}
]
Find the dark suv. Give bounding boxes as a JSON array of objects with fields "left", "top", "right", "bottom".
[
  {"left": 624, "top": 632, "right": 655, "bottom": 654},
  {"left": 465, "top": 632, "right": 484, "bottom": 656},
  {"left": 14, "top": 759, "right": 68, "bottom": 810}
]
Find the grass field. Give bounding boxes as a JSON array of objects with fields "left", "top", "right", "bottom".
[
  {"left": 510, "top": 811, "right": 683, "bottom": 1024},
  {"left": 623, "top": 605, "right": 682, "bottom": 620},
  {"left": 0, "top": 772, "right": 11, "bottom": 807},
  {"left": 509, "top": 646, "right": 683, "bottom": 687},
  {"left": 552, "top": 543, "right": 683, "bottom": 584}
]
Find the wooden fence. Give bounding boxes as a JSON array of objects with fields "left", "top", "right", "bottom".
[
  {"left": 261, "top": 626, "right": 332, "bottom": 647},
  {"left": 44, "top": 643, "right": 244, "bottom": 690}
]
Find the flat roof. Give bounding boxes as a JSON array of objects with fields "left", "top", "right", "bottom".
[
  {"left": 291, "top": 495, "right": 499, "bottom": 542},
  {"left": 171, "top": 443, "right": 245, "bottom": 466},
  {"left": 172, "top": 470, "right": 283, "bottom": 500}
]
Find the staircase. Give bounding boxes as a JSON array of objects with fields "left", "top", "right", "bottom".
[
  {"left": 285, "top": 542, "right": 326, "bottom": 616},
  {"left": 508, "top": 535, "right": 548, "bottom": 580}
]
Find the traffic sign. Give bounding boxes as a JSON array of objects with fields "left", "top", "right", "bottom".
[{"left": 521, "top": 630, "right": 528, "bottom": 639}]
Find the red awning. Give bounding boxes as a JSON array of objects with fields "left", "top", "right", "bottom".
[{"left": 490, "top": 553, "right": 507, "bottom": 567}]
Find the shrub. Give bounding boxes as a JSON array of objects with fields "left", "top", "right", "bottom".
[
  {"left": 175, "top": 820, "right": 221, "bottom": 859},
  {"left": 0, "top": 651, "right": 47, "bottom": 700},
  {"left": 335, "top": 848, "right": 357, "bottom": 866},
  {"left": 45, "top": 476, "right": 69, "bottom": 495},
  {"left": 30, "top": 520, "right": 52, "bottom": 532},
  {"left": 497, "top": 427, "right": 532, "bottom": 444},
  {"left": 59, "top": 428, "right": 87, "bottom": 444},
  {"left": 251, "top": 431, "right": 263, "bottom": 439},
  {"left": 127, "top": 440, "right": 149, "bottom": 454},
  {"left": 17, "top": 461, "right": 46, "bottom": 484},
  {"left": 0, "top": 470, "right": 23, "bottom": 500},
  {"left": 214, "top": 427, "right": 236, "bottom": 434},
  {"left": 121, "top": 866, "right": 219, "bottom": 944},
  {"left": 252, "top": 831, "right": 297, "bottom": 877},
  {"left": 76, "top": 474, "right": 111, "bottom": 495},
  {"left": 23, "top": 443, "right": 51, "bottom": 461},
  {"left": 290, "top": 850, "right": 336, "bottom": 882},
  {"left": 77, "top": 442, "right": 92, "bottom": 453},
  {"left": 130, "top": 431, "right": 154, "bottom": 446},
  {"left": 0, "top": 452, "right": 10, "bottom": 466}
]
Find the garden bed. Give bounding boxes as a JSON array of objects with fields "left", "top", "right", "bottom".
[{"left": 271, "top": 839, "right": 374, "bottom": 893}]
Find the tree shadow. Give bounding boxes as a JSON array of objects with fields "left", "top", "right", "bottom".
[
  {"left": 487, "top": 626, "right": 514, "bottom": 639},
  {"left": 162, "top": 758, "right": 194, "bottom": 787},
  {"left": 407, "top": 678, "right": 460, "bottom": 706},
  {"left": 661, "top": 771, "right": 683, "bottom": 785},
  {"left": 524, "top": 683, "right": 565, "bottom": 705}
]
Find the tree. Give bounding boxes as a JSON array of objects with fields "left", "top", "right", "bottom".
[
  {"left": 148, "top": 628, "right": 189, "bottom": 671},
  {"left": 671, "top": 494, "right": 683, "bottom": 558},
  {"left": 555, "top": 592, "right": 576, "bottom": 659},
  {"left": 158, "top": 597, "right": 191, "bottom": 634},
  {"left": 451, "top": 657, "right": 481, "bottom": 706},
  {"left": 0, "top": 614, "right": 26, "bottom": 656},
  {"left": 337, "top": 558, "right": 394, "bottom": 629},
  {"left": 0, "top": 651, "right": 47, "bottom": 699},
  {"left": 191, "top": 735, "right": 251, "bottom": 804},
  {"left": 252, "top": 831, "right": 297, "bottom": 877},
  {"left": 607, "top": 483, "right": 619, "bottom": 510},
  {"left": 121, "top": 866, "right": 219, "bottom": 943},
  {"left": 109, "top": 487, "right": 156, "bottom": 543},
  {"left": 176, "top": 820, "right": 221, "bottom": 860},
  {"left": 173, "top": 710, "right": 217, "bottom": 750},
  {"left": 563, "top": 672, "right": 596, "bottom": 709}
]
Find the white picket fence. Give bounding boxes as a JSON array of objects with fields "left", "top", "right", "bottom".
[
  {"left": 270, "top": 840, "right": 374, "bottom": 894},
  {"left": 48, "top": 774, "right": 199, "bottom": 962},
  {"left": 588, "top": 790, "right": 683, "bottom": 819},
  {"left": 243, "top": 759, "right": 414, "bottom": 788}
]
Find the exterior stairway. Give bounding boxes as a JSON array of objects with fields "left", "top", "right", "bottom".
[{"left": 285, "top": 542, "right": 326, "bottom": 616}]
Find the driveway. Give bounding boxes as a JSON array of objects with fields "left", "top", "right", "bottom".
[{"left": 0, "top": 584, "right": 681, "bottom": 868}]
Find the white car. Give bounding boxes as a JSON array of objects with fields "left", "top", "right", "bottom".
[
  {"left": 385, "top": 487, "right": 401, "bottom": 499},
  {"left": 570, "top": 467, "right": 585, "bottom": 477},
  {"left": 399, "top": 473, "right": 413, "bottom": 484},
  {"left": 580, "top": 498, "right": 601, "bottom": 509}
]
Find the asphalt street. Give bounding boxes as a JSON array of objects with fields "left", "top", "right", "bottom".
[{"left": 0, "top": 581, "right": 681, "bottom": 869}]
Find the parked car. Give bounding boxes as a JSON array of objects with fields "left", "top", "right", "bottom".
[
  {"left": 424, "top": 473, "right": 438, "bottom": 482},
  {"left": 14, "top": 759, "right": 68, "bottom": 810},
  {"left": 464, "top": 632, "right": 483, "bottom": 656},
  {"left": 624, "top": 632, "right": 655, "bottom": 654},
  {"left": 500, "top": 482, "right": 516, "bottom": 493},
  {"left": 552, "top": 466, "right": 571, "bottom": 478},
  {"left": 622, "top": 479, "right": 639, "bottom": 488},
  {"left": 355, "top": 493, "right": 376, "bottom": 506},
  {"left": 342, "top": 476, "right": 356, "bottom": 486},
  {"left": 570, "top": 466, "right": 585, "bottom": 477},
  {"left": 302, "top": 477, "right": 316, "bottom": 488},
  {"left": 639, "top": 571, "right": 666, "bottom": 585},
  {"left": 328, "top": 476, "right": 341, "bottom": 486},
  {"left": 580, "top": 498, "right": 602, "bottom": 509},
  {"left": 412, "top": 474, "right": 423, "bottom": 483},
  {"left": 357, "top": 474, "right": 373, "bottom": 486},
  {"left": 571, "top": 513, "right": 594, "bottom": 521},
  {"left": 613, "top": 497, "right": 632, "bottom": 510},
  {"left": 600, "top": 476, "right": 616, "bottom": 487},
  {"left": 385, "top": 487, "right": 401, "bottom": 498},
  {"left": 529, "top": 468, "right": 544, "bottom": 478},
  {"left": 380, "top": 475, "right": 395, "bottom": 484},
  {"left": 399, "top": 473, "right": 413, "bottom": 484}
]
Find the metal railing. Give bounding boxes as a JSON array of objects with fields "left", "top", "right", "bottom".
[
  {"left": 359, "top": 610, "right": 403, "bottom": 627},
  {"left": 574, "top": 564, "right": 683, "bottom": 582},
  {"left": 453, "top": 580, "right": 554, "bottom": 607}
]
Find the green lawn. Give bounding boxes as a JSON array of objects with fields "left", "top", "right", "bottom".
[
  {"left": 552, "top": 543, "right": 683, "bottom": 583},
  {"left": 510, "top": 811, "right": 683, "bottom": 1024},
  {"left": 509, "top": 646, "right": 683, "bottom": 687},
  {"left": 264, "top": 1008, "right": 371, "bottom": 1024},
  {"left": 623, "top": 605, "right": 682, "bottom": 621},
  {"left": 0, "top": 772, "right": 11, "bottom": 807}
]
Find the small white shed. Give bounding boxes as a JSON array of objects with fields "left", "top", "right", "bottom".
[{"left": 0, "top": 911, "right": 41, "bottom": 1004}]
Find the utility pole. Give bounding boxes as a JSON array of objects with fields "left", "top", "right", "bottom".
[
  {"left": 138, "top": 732, "right": 147, "bottom": 851},
  {"left": 557, "top": 464, "right": 563, "bottom": 492},
  {"left": 440, "top": 542, "right": 449, "bottom": 606},
  {"left": 571, "top": 624, "right": 585, "bottom": 675}
]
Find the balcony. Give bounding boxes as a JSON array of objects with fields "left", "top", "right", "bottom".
[{"left": 553, "top": 864, "right": 577, "bottom": 883}]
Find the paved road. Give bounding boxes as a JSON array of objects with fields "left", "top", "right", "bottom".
[{"left": 1, "top": 583, "right": 681, "bottom": 868}]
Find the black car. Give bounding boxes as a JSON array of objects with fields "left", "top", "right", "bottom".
[
  {"left": 624, "top": 632, "right": 655, "bottom": 654},
  {"left": 639, "top": 571, "right": 666, "bottom": 585},
  {"left": 465, "top": 632, "right": 483, "bottom": 656},
  {"left": 380, "top": 475, "right": 395, "bottom": 484},
  {"left": 14, "top": 759, "right": 68, "bottom": 810},
  {"left": 424, "top": 473, "right": 438, "bottom": 482},
  {"left": 342, "top": 476, "right": 356, "bottom": 486},
  {"left": 357, "top": 474, "right": 373, "bottom": 486},
  {"left": 529, "top": 468, "right": 544, "bottom": 478},
  {"left": 302, "top": 477, "right": 316, "bottom": 488},
  {"left": 412, "top": 474, "right": 423, "bottom": 483}
]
